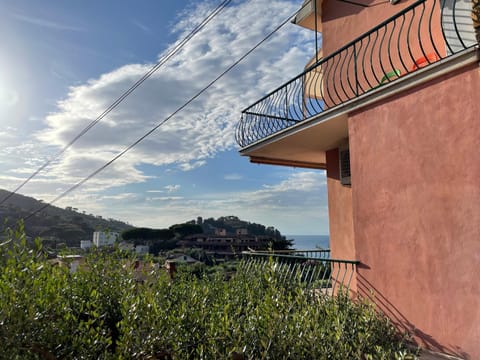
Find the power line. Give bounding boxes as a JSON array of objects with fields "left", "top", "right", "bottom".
[
  {"left": 0, "top": 0, "right": 232, "bottom": 206},
  {"left": 24, "top": 7, "right": 300, "bottom": 221}
]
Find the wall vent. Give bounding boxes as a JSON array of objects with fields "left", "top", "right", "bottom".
[{"left": 339, "top": 146, "right": 351, "bottom": 186}]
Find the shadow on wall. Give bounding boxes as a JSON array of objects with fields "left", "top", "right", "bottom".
[{"left": 355, "top": 269, "right": 469, "bottom": 359}]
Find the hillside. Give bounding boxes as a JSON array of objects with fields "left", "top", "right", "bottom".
[
  {"left": 200, "top": 215, "right": 286, "bottom": 240},
  {"left": 0, "top": 189, "right": 132, "bottom": 247},
  {"left": 120, "top": 215, "right": 293, "bottom": 254}
]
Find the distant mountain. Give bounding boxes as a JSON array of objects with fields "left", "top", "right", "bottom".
[{"left": 0, "top": 189, "right": 133, "bottom": 247}]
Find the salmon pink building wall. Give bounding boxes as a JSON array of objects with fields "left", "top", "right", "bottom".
[
  {"left": 347, "top": 63, "right": 480, "bottom": 358},
  {"left": 326, "top": 149, "right": 357, "bottom": 292},
  {"left": 321, "top": 0, "right": 425, "bottom": 56}
]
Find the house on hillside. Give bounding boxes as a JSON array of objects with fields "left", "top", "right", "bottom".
[
  {"left": 135, "top": 244, "right": 149, "bottom": 254},
  {"left": 118, "top": 241, "right": 134, "bottom": 252},
  {"left": 80, "top": 240, "right": 92, "bottom": 250},
  {"left": 51, "top": 255, "right": 85, "bottom": 273},
  {"left": 167, "top": 254, "right": 199, "bottom": 264},
  {"left": 92, "top": 231, "right": 119, "bottom": 247},
  {"left": 236, "top": 228, "right": 248, "bottom": 235},
  {"left": 236, "top": 0, "right": 479, "bottom": 358},
  {"left": 214, "top": 228, "right": 227, "bottom": 236},
  {"left": 179, "top": 234, "right": 272, "bottom": 255}
]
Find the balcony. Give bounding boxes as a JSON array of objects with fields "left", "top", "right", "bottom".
[
  {"left": 240, "top": 249, "right": 359, "bottom": 294},
  {"left": 236, "top": 0, "right": 478, "bottom": 163}
]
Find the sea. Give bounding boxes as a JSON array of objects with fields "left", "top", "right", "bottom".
[{"left": 287, "top": 235, "right": 329, "bottom": 251}]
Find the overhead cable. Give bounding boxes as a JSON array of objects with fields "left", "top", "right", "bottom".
[
  {"left": 24, "top": 7, "right": 300, "bottom": 221},
  {"left": 0, "top": 0, "right": 232, "bottom": 206}
]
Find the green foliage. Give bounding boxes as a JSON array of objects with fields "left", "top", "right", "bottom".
[
  {"left": 270, "top": 237, "right": 294, "bottom": 251},
  {"left": 0, "top": 226, "right": 415, "bottom": 359},
  {"left": 0, "top": 189, "right": 131, "bottom": 246},
  {"left": 169, "top": 223, "right": 203, "bottom": 238},
  {"left": 121, "top": 228, "right": 177, "bottom": 254},
  {"left": 121, "top": 228, "right": 175, "bottom": 242},
  {"left": 185, "top": 248, "right": 215, "bottom": 265},
  {"left": 202, "top": 216, "right": 287, "bottom": 241}
]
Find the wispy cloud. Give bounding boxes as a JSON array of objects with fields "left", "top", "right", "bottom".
[
  {"left": 1, "top": 0, "right": 323, "bottom": 232},
  {"left": 147, "top": 196, "right": 184, "bottom": 201},
  {"left": 29, "top": 0, "right": 310, "bottom": 194},
  {"left": 96, "top": 171, "right": 328, "bottom": 234},
  {"left": 10, "top": 12, "right": 86, "bottom": 32},
  {"left": 165, "top": 184, "right": 181, "bottom": 193},
  {"left": 131, "top": 19, "right": 151, "bottom": 34}
]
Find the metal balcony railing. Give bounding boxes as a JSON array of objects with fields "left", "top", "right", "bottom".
[
  {"left": 239, "top": 250, "right": 359, "bottom": 294},
  {"left": 236, "top": 0, "right": 478, "bottom": 148}
]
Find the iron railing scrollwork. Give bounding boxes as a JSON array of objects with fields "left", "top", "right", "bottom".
[{"left": 236, "top": 0, "right": 478, "bottom": 148}]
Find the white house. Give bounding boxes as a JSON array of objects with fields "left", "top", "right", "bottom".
[
  {"left": 92, "top": 231, "right": 119, "bottom": 247},
  {"left": 135, "top": 245, "right": 149, "bottom": 254},
  {"left": 118, "top": 241, "right": 134, "bottom": 251},
  {"left": 80, "top": 240, "right": 92, "bottom": 250}
]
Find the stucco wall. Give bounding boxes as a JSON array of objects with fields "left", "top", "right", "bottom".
[
  {"left": 321, "top": 0, "right": 420, "bottom": 56},
  {"left": 326, "top": 149, "right": 357, "bottom": 292},
  {"left": 348, "top": 63, "right": 480, "bottom": 358}
]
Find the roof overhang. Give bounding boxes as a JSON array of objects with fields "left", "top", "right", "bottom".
[
  {"left": 240, "top": 112, "right": 349, "bottom": 169},
  {"left": 292, "top": 0, "right": 323, "bottom": 32}
]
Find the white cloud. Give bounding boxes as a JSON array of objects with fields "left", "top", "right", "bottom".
[
  {"left": 100, "top": 193, "right": 139, "bottom": 201},
  {"left": 179, "top": 161, "right": 207, "bottom": 171},
  {"left": 164, "top": 184, "right": 180, "bottom": 193},
  {"left": 81, "top": 171, "right": 329, "bottom": 234},
  {"left": 17, "top": 0, "right": 311, "bottom": 195},
  {"left": 0, "top": 1, "right": 327, "bottom": 234},
  {"left": 147, "top": 196, "right": 184, "bottom": 201}
]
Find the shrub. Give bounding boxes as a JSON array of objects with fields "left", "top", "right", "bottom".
[{"left": 0, "top": 226, "right": 415, "bottom": 359}]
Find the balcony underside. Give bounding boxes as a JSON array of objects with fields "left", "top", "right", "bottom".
[{"left": 241, "top": 113, "right": 348, "bottom": 169}]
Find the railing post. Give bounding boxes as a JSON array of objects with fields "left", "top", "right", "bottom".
[
  {"left": 314, "top": 0, "right": 319, "bottom": 63},
  {"left": 353, "top": 43, "right": 359, "bottom": 96}
]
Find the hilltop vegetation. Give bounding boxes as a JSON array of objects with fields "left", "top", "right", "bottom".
[
  {"left": 121, "top": 215, "right": 293, "bottom": 254},
  {"left": 0, "top": 189, "right": 132, "bottom": 247},
  {"left": 201, "top": 215, "right": 287, "bottom": 238},
  {"left": 0, "top": 189, "right": 292, "bottom": 252}
]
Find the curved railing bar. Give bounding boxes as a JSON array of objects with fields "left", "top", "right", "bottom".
[
  {"left": 430, "top": 0, "right": 443, "bottom": 59},
  {"left": 236, "top": 0, "right": 478, "bottom": 147}
]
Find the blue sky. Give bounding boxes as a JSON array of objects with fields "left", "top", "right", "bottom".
[{"left": 0, "top": 0, "right": 329, "bottom": 235}]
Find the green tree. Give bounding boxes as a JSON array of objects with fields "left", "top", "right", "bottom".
[
  {"left": 0, "top": 224, "right": 416, "bottom": 359},
  {"left": 121, "top": 227, "right": 174, "bottom": 242},
  {"left": 271, "top": 237, "right": 294, "bottom": 250},
  {"left": 169, "top": 223, "right": 203, "bottom": 238}
]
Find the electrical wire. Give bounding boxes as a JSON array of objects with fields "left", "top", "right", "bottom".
[
  {"left": 0, "top": 0, "right": 232, "bottom": 206},
  {"left": 23, "top": 7, "right": 301, "bottom": 221}
]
